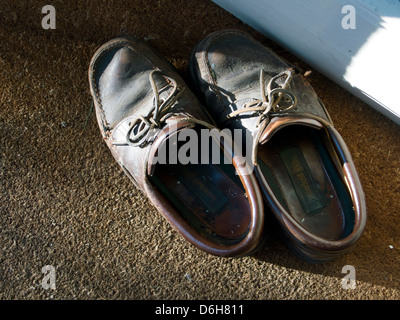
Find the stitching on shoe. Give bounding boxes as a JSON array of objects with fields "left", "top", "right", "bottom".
[
  {"left": 90, "top": 40, "right": 129, "bottom": 132},
  {"left": 90, "top": 39, "right": 177, "bottom": 133},
  {"left": 199, "top": 29, "right": 293, "bottom": 105},
  {"left": 200, "top": 30, "right": 262, "bottom": 110},
  {"left": 199, "top": 31, "right": 235, "bottom": 111},
  {"left": 199, "top": 30, "right": 335, "bottom": 126}
]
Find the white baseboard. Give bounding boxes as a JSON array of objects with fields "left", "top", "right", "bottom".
[{"left": 213, "top": 0, "right": 400, "bottom": 125}]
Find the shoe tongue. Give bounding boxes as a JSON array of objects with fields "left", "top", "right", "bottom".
[
  {"left": 147, "top": 120, "right": 196, "bottom": 176},
  {"left": 258, "top": 115, "right": 324, "bottom": 144}
]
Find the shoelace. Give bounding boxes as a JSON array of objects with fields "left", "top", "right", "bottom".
[
  {"left": 113, "top": 70, "right": 185, "bottom": 147},
  {"left": 224, "top": 69, "right": 298, "bottom": 164},
  {"left": 226, "top": 69, "right": 298, "bottom": 127}
]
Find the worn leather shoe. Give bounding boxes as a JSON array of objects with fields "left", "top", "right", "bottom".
[
  {"left": 88, "top": 36, "right": 265, "bottom": 257},
  {"left": 189, "top": 29, "right": 367, "bottom": 262}
]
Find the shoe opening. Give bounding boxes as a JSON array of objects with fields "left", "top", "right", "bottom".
[
  {"left": 257, "top": 125, "right": 355, "bottom": 241},
  {"left": 148, "top": 126, "right": 252, "bottom": 246}
]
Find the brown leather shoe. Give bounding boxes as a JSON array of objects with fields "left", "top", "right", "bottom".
[
  {"left": 189, "top": 30, "right": 367, "bottom": 262},
  {"left": 88, "top": 36, "right": 265, "bottom": 257}
]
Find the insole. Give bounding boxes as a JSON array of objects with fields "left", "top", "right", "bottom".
[
  {"left": 150, "top": 151, "right": 252, "bottom": 244},
  {"left": 257, "top": 126, "right": 354, "bottom": 241}
]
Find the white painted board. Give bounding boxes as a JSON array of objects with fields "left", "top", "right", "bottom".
[{"left": 213, "top": 0, "right": 400, "bottom": 125}]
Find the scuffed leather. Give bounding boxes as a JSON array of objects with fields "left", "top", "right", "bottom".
[
  {"left": 190, "top": 30, "right": 367, "bottom": 262},
  {"left": 190, "top": 29, "right": 333, "bottom": 141},
  {"left": 88, "top": 36, "right": 266, "bottom": 257},
  {"left": 89, "top": 36, "right": 213, "bottom": 189}
]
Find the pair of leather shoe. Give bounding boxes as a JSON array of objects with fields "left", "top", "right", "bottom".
[{"left": 89, "top": 30, "right": 366, "bottom": 262}]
